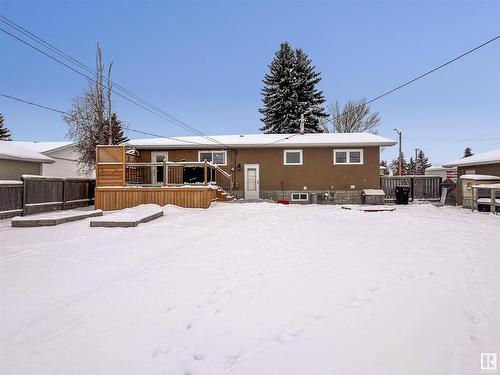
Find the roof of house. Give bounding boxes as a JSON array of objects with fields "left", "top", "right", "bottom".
[
  {"left": 443, "top": 149, "right": 500, "bottom": 167},
  {"left": 10, "top": 141, "right": 74, "bottom": 154},
  {"left": 126, "top": 133, "right": 397, "bottom": 149},
  {"left": 459, "top": 174, "right": 500, "bottom": 181},
  {"left": 0, "top": 141, "right": 55, "bottom": 163}
]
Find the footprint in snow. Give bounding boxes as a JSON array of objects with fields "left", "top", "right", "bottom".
[
  {"left": 193, "top": 353, "right": 204, "bottom": 361},
  {"left": 463, "top": 310, "right": 482, "bottom": 324}
]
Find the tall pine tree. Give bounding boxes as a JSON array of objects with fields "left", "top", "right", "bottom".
[
  {"left": 108, "top": 113, "right": 128, "bottom": 144},
  {"left": 0, "top": 113, "right": 12, "bottom": 140},
  {"left": 406, "top": 157, "right": 416, "bottom": 175},
  {"left": 416, "top": 149, "right": 430, "bottom": 174},
  {"left": 259, "top": 42, "right": 327, "bottom": 133}
]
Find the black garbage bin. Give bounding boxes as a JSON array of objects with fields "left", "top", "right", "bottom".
[{"left": 395, "top": 186, "right": 410, "bottom": 205}]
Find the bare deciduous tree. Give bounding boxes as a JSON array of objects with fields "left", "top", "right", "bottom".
[
  {"left": 322, "top": 98, "right": 380, "bottom": 133},
  {"left": 63, "top": 43, "right": 125, "bottom": 174}
]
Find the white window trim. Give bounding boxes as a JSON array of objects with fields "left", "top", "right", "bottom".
[
  {"left": 283, "top": 149, "right": 303, "bottom": 165},
  {"left": 198, "top": 150, "right": 228, "bottom": 166},
  {"left": 291, "top": 192, "right": 309, "bottom": 201},
  {"left": 333, "top": 149, "right": 364, "bottom": 165}
]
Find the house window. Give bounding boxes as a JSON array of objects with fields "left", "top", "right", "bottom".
[
  {"left": 333, "top": 149, "right": 363, "bottom": 165},
  {"left": 284, "top": 149, "right": 303, "bottom": 165},
  {"left": 291, "top": 192, "right": 309, "bottom": 201},
  {"left": 198, "top": 150, "right": 227, "bottom": 166}
]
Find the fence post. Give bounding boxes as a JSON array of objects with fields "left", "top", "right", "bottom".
[
  {"left": 21, "top": 176, "right": 27, "bottom": 216},
  {"left": 62, "top": 179, "right": 67, "bottom": 210},
  {"left": 410, "top": 177, "right": 414, "bottom": 202},
  {"left": 88, "top": 179, "right": 95, "bottom": 206},
  {"left": 204, "top": 161, "right": 208, "bottom": 185}
]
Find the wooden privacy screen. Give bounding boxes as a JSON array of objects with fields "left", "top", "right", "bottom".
[{"left": 96, "top": 145, "right": 126, "bottom": 187}]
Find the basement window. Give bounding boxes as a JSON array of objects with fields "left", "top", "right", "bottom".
[
  {"left": 333, "top": 149, "right": 363, "bottom": 165},
  {"left": 284, "top": 149, "right": 303, "bottom": 165},
  {"left": 198, "top": 150, "right": 227, "bottom": 166},
  {"left": 291, "top": 192, "right": 309, "bottom": 201}
]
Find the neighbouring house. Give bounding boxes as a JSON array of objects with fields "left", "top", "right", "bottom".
[
  {"left": 424, "top": 165, "right": 457, "bottom": 181},
  {"left": 9, "top": 141, "right": 94, "bottom": 178},
  {"left": 0, "top": 141, "right": 54, "bottom": 180},
  {"left": 118, "top": 133, "right": 396, "bottom": 205},
  {"left": 443, "top": 148, "right": 500, "bottom": 207}
]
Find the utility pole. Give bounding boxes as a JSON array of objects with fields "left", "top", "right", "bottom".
[
  {"left": 107, "top": 62, "right": 113, "bottom": 145},
  {"left": 394, "top": 129, "right": 402, "bottom": 175}
]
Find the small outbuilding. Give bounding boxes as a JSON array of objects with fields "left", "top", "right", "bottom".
[
  {"left": 443, "top": 149, "right": 500, "bottom": 207},
  {"left": 457, "top": 174, "right": 500, "bottom": 209}
]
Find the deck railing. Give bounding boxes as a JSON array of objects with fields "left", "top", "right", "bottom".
[
  {"left": 124, "top": 161, "right": 231, "bottom": 190},
  {"left": 96, "top": 145, "right": 231, "bottom": 191}
]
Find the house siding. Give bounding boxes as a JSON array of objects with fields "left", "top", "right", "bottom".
[
  {"left": 136, "top": 146, "right": 381, "bottom": 202},
  {"left": 0, "top": 159, "right": 41, "bottom": 180},
  {"left": 42, "top": 146, "right": 95, "bottom": 178}
]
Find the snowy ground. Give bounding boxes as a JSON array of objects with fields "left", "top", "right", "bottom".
[{"left": 1, "top": 203, "right": 499, "bottom": 375}]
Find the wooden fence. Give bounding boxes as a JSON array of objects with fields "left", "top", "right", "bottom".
[
  {"left": 380, "top": 175, "right": 443, "bottom": 201},
  {"left": 0, "top": 176, "right": 95, "bottom": 219}
]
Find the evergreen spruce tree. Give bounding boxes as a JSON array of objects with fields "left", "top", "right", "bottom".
[
  {"left": 464, "top": 147, "right": 473, "bottom": 158},
  {"left": 108, "top": 113, "right": 128, "bottom": 144},
  {"left": 406, "top": 157, "right": 416, "bottom": 175},
  {"left": 259, "top": 42, "right": 327, "bottom": 133},
  {"left": 416, "top": 149, "right": 430, "bottom": 174},
  {"left": 389, "top": 152, "right": 408, "bottom": 175},
  {"left": 0, "top": 113, "right": 12, "bottom": 140},
  {"left": 293, "top": 49, "right": 328, "bottom": 132}
]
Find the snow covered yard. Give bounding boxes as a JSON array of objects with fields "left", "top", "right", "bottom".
[{"left": 1, "top": 203, "right": 499, "bottom": 375}]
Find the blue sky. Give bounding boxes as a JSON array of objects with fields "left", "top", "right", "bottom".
[{"left": 1, "top": 0, "right": 499, "bottom": 164}]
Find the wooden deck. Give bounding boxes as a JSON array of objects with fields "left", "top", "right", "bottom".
[
  {"left": 95, "top": 145, "right": 230, "bottom": 211},
  {"left": 95, "top": 186, "right": 216, "bottom": 210}
]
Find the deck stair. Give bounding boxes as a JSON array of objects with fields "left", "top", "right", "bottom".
[{"left": 215, "top": 187, "right": 235, "bottom": 202}]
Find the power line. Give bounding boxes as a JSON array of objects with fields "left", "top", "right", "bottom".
[
  {"left": 0, "top": 93, "right": 68, "bottom": 115},
  {"left": 2, "top": 15, "right": 498, "bottom": 147},
  {"left": 409, "top": 137, "right": 500, "bottom": 142},
  {"left": 321, "top": 34, "right": 500, "bottom": 126},
  {"left": 0, "top": 92, "right": 207, "bottom": 145},
  {"left": 0, "top": 17, "right": 226, "bottom": 147},
  {"left": 261, "top": 34, "right": 500, "bottom": 144},
  {"left": 0, "top": 15, "right": 225, "bottom": 147}
]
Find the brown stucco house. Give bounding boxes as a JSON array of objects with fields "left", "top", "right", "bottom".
[
  {"left": 124, "top": 133, "right": 397, "bottom": 204},
  {"left": 443, "top": 148, "right": 500, "bottom": 207}
]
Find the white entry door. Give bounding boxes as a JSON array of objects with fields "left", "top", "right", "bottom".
[
  {"left": 151, "top": 152, "right": 168, "bottom": 184},
  {"left": 244, "top": 164, "right": 259, "bottom": 200}
]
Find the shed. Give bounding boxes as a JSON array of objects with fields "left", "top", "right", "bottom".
[
  {"left": 458, "top": 174, "right": 500, "bottom": 209},
  {"left": 443, "top": 148, "right": 500, "bottom": 206}
]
